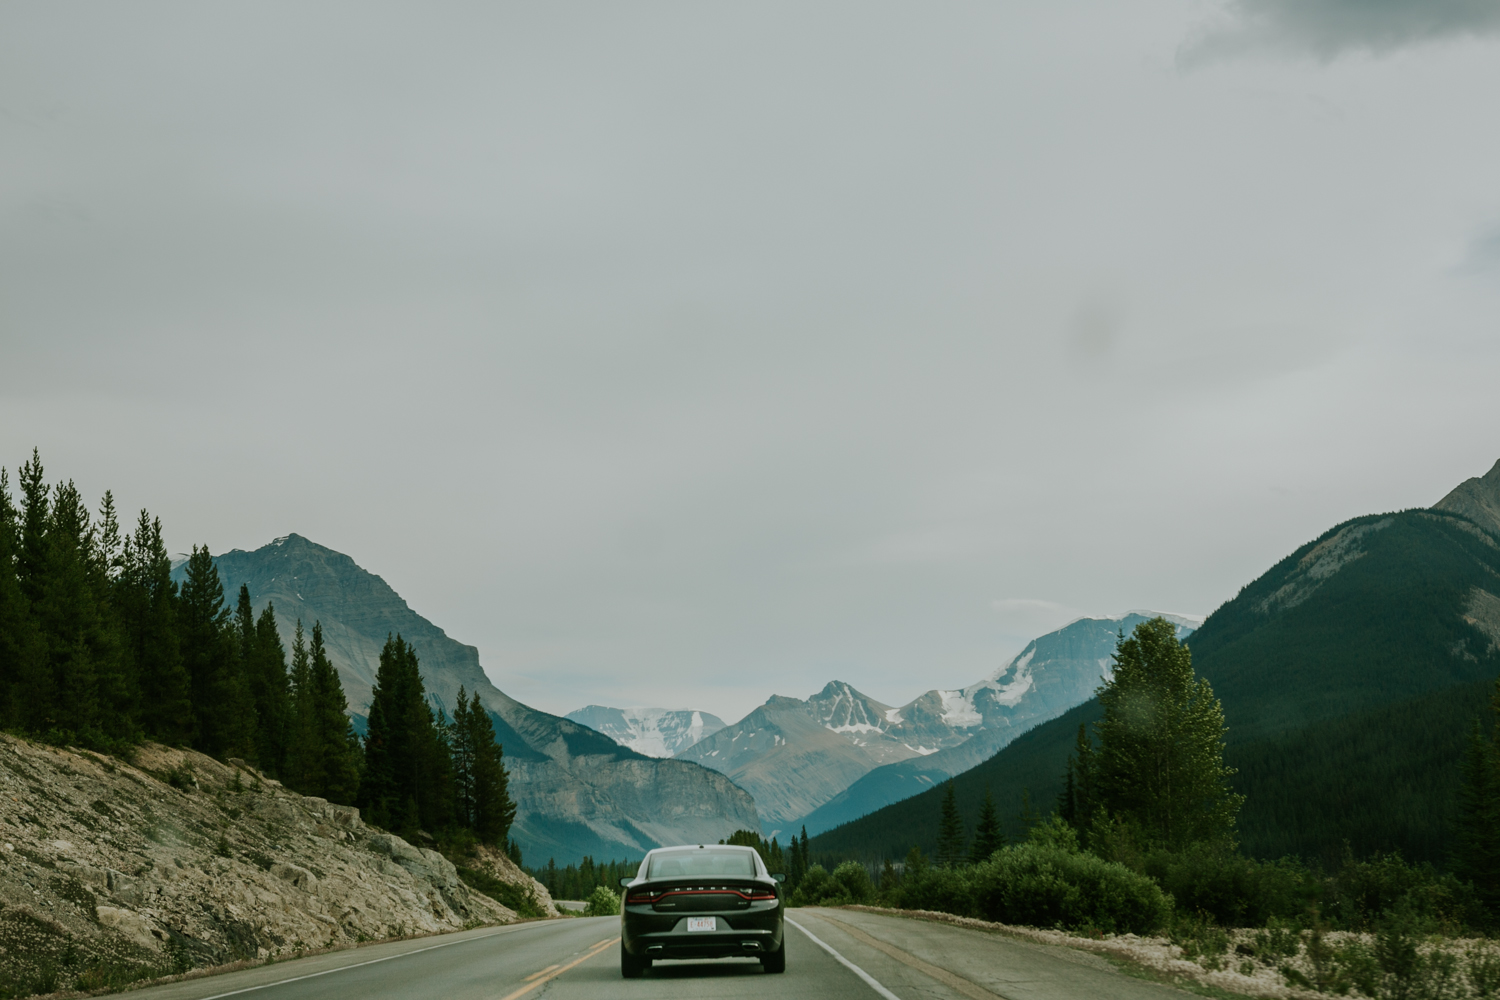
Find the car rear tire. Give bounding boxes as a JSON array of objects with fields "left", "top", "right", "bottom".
[
  {"left": 621, "top": 950, "right": 649, "bottom": 978},
  {"left": 760, "top": 944, "right": 786, "bottom": 973}
]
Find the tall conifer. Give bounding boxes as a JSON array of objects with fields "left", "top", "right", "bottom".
[
  {"left": 1080, "top": 617, "right": 1242, "bottom": 851},
  {"left": 310, "top": 622, "right": 361, "bottom": 804},
  {"left": 936, "top": 779, "right": 966, "bottom": 866},
  {"left": 118, "top": 512, "right": 190, "bottom": 744},
  {"left": 970, "top": 787, "right": 1003, "bottom": 862},
  {"left": 0, "top": 468, "right": 46, "bottom": 730},
  {"left": 1453, "top": 681, "right": 1500, "bottom": 910},
  {"left": 358, "top": 634, "right": 450, "bottom": 835},
  {"left": 179, "top": 546, "right": 255, "bottom": 759}
]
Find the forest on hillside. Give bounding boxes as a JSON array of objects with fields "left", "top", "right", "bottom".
[{"left": 0, "top": 449, "right": 516, "bottom": 853}]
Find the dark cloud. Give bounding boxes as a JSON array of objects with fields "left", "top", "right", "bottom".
[{"left": 1184, "top": 0, "right": 1500, "bottom": 62}]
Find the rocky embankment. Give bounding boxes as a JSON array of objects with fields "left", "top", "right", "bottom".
[{"left": 0, "top": 736, "right": 556, "bottom": 998}]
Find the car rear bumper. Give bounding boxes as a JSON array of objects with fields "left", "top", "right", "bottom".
[{"left": 630, "top": 926, "right": 778, "bottom": 960}]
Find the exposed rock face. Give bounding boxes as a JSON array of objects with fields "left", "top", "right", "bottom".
[
  {"left": 563, "top": 706, "right": 726, "bottom": 757},
  {"left": 0, "top": 735, "right": 553, "bottom": 996},
  {"left": 1435, "top": 458, "right": 1500, "bottom": 538},
  {"left": 681, "top": 614, "right": 1199, "bottom": 837},
  {"left": 178, "top": 535, "right": 760, "bottom": 863}
]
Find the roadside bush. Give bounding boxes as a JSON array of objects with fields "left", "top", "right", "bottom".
[
  {"left": 583, "top": 885, "right": 620, "bottom": 917},
  {"left": 831, "top": 862, "right": 874, "bottom": 904},
  {"left": 892, "top": 842, "right": 1171, "bottom": 935},
  {"left": 1144, "top": 842, "right": 1318, "bottom": 927},
  {"left": 792, "top": 865, "right": 847, "bottom": 907}
]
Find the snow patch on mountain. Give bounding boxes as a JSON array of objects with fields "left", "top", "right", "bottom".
[{"left": 565, "top": 705, "right": 727, "bottom": 757}]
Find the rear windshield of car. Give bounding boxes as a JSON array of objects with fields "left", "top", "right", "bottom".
[{"left": 647, "top": 849, "right": 757, "bottom": 878}]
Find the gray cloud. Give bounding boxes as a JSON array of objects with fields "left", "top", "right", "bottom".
[
  {"left": 4, "top": 2, "right": 1500, "bottom": 723},
  {"left": 1184, "top": 0, "right": 1500, "bottom": 62}
]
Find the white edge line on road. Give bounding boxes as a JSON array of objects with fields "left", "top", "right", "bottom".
[
  {"left": 189, "top": 924, "right": 532, "bottom": 1000},
  {"left": 787, "top": 916, "right": 902, "bottom": 1000}
]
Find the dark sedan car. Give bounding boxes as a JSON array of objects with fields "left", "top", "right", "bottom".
[{"left": 618, "top": 844, "right": 786, "bottom": 978}]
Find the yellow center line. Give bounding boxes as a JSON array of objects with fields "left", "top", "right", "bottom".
[
  {"left": 500, "top": 937, "right": 620, "bottom": 1000},
  {"left": 521, "top": 965, "right": 559, "bottom": 981}
]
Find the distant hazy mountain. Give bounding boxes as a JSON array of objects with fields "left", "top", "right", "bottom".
[
  {"left": 793, "top": 612, "right": 1199, "bottom": 836},
  {"left": 676, "top": 613, "right": 1198, "bottom": 835},
  {"left": 176, "top": 535, "right": 759, "bottom": 863},
  {"left": 565, "top": 706, "right": 726, "bottom": 757},
  {"left": 813, "top": 460, "right": 1500, "bottom": 866}
]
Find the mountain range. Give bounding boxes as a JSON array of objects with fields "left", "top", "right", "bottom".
[
  {"left": 811, "top": 459, "right": 1500, "bottom": 867},
  {"left": 667, "top": 613, "right": 1197, "bottom": 835},
  {"left": 563, "top": 706, "right": 726, "bottom": 757},
  {"left": 176, "top": 535, "right": 760, "bottom": 864}
]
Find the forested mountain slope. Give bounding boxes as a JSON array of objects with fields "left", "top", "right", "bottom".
[
  {"left": 181, "top": 535, "right": 759, "bottom": 864},
  {"left": 813, "top": 493, "right": 1500, "bottom": 867}
]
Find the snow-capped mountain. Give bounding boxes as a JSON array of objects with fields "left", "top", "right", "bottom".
[
  {"left": 677, "top": 611, "right": 1200, "bottom": 836},
  {"left": 793, "top": 611, "right": 1200, "bottom": 836},
  {"left": 564, "top": 706, "right": 726, "bottom": 758}
]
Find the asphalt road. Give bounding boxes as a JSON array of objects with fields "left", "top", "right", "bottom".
[{"left": 123, "top": 908, "right": 1189, "bottom": 1000}]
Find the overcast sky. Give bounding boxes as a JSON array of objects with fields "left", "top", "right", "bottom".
[{"left": 4, "top": 1, "right": 1499, "bottom": 724}]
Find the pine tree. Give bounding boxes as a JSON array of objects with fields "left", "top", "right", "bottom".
[
  {"left": 236, "top": 587, "right": 291, "bottom": 777},
  {"left": 1088, "top": 617, "right": 1242, "bottom": 851},
  {"left": 358, "top": 634, "right": 450, "bottom": 835},
  {"left": 31, "top": 480, "right": 109, "bottom": 735},
  {"left": 451, "top": 687, "right": 478, "bottom": 826},
  {"left": 1453, "top": 681, "right": 1500, "bottom": 910},
  {"left": 970, "top": 787, "right": 1003, "bottom": 862},
  {"left": 179, "top": 545, "right": 255, "bottom": 759},
  {"left": 115, "top": 511, "right": 190, "bottom": 744},
  {"left": 935, "top": 779, "right": 966, "bottom": 866},
  {"left": 0, "top": 468, "right": 46, "bottom": 730},
  {"left": 309, "top": 622, "right": 362, "bottom": 804},
  {"left": 284, "top": 620, "right": 317, "bottom": 791}
]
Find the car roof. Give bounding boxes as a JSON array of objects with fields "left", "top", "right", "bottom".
[{"left": 646, "top": 844, "right": 757, "bottom": 854}]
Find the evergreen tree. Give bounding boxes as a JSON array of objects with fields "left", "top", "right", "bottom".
[
  {"left": 935, "top": 779, "right": 966, "bottom": 866},
  {"left": 1081, "top": 617, "right": 1242, "bottom": 851},
  {"left": 31, "top": 480, "right": 110, "bottom": 735},
  {"left": 0, "top": 468, "right": 46, "bottom": 730},
  {"left": 970, "top": 787, "right": 1003, "bottom": 862},
  {"left": 1452, "top": 681, "right": 1500, "bottom": 910},
  {"left": 284, "top": 620, "right": 317, "bottom": 792},
  {"left": 358, "top": 634, "right": 451, "bottom": 835},
  {"left": 452, "top": 688, "right": 513, "bottom": 843},
  {"left": 309, "top": 622, "right": 362, "bottom": 804},
  {"left": 178, "top": 545, "right": 255, "bottom": 759},
  {"left": 115, "top": 511, "right": 190, "bottom": 744},
  {"left": 236, "top": 586, "right": 291, "bottom": 776}
]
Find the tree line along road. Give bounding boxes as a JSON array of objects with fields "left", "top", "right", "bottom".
[{"left": 121, "top": 909, "right": 1188, "bottom": 1000}]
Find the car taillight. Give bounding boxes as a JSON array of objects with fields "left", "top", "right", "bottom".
[
  {"left": 626, "top": 889, "right": 663, "bottom": 904},
  {"left": 748, "top": 891, "right": 777, "bottom": 900}
]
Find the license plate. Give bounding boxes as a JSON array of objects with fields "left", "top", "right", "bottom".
[{"left": 686, "top": 917, "right": 717, "bottom": 932}]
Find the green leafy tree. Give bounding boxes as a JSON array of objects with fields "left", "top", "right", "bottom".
[
  {"left": 1075, "top": 617, "right": 1242, "bottom": 851},
  {"left": 936, "top": 779, "right": 966, "bottom": 866},
  {"left": 970, "top": 787, "right": 1003, "bottom": 862}
]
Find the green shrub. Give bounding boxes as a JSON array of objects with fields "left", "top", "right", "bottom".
[
  {"left": 893, "top": 843, "right": 1170, "bottom": 935},
  {"left": 792, "top": 865, "right": 846, "bottom": 907},
  {"left": 583, "top": 885, "right": 620, "bottom": 917},
  {"left": 832, "top": 862, "right": 874, "bottom": 904}
]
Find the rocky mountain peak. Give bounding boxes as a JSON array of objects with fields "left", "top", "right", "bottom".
[{"left": 1435, "top": 457, "right": 1500, "bottom": 538}]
